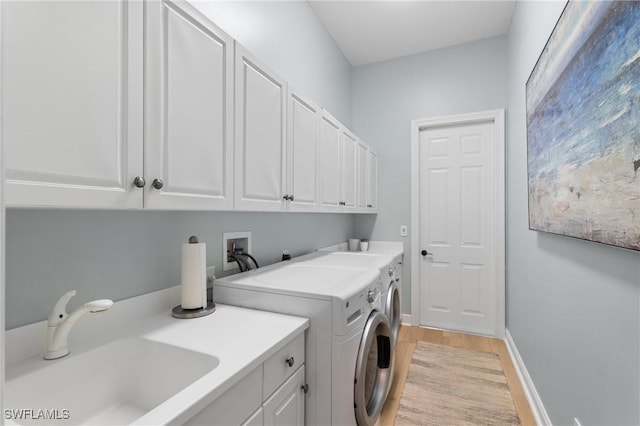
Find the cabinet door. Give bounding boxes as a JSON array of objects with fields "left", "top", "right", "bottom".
[
  {"left": 367, "top": 149, "right": 378, "bottom": 211},
  {"left": 3, "top": 0, "right": 143, "bottom": 208},
  {"left": 356, "top": 139, "right": 369, "bottom": 211},
  {"left": 317, "top": 110, "right": 342, "bottom": 212},
  {"left": 340, "top": 130, "right": 357, "bottom": 210},
  {"left": 242, "top": 408, "right": 263, "bottom": 426},
  {"left": 263, "top": 366, "right": 305, "bottom": 426},
  {"left": 235, "top": 44, "right": 287, "bottom": 211},
  {"left": 286, "top": 90, "right": 319, "bottom": 212},
  {"left": 145, "top": 0, "right": 234, "bottom": 210}
]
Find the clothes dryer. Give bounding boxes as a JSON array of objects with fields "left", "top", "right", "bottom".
[
  {"left": 212, "top": 262, "right": 389, "bottom": 426},
  {"left": 293, "top": 250, "right": 403, "bottom": 400},
  {"left": 295, "top": 251, "right": 402, "bottom": 352}
]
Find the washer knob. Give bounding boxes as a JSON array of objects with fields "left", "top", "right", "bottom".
[
  {"left": 367, "top": 290, "right": 376, "bottom": 303},
  {"left": 388, "top": 267, "right": 394, "bottom": 276}
]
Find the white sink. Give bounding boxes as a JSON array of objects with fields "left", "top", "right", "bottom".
[{"left": 5, "top": 337, "right": 219, "bottom": 425}]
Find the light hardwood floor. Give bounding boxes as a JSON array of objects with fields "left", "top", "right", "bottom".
[{"left": 378, "top": 325, "right": 536, "bottom": 426}]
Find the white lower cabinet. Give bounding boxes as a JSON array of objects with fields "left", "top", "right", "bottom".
[
  {"left": 185, "top": 333, "right": 305, "bottom": 426},
  {"left": 263, "top": 367, "right": 305, "bottom": 426},
  {"left": 242, "top": 408, "right": 264, "bottom": 426},
  {"left": 185, "top": 366, "right": 263, "bottom": 426}
]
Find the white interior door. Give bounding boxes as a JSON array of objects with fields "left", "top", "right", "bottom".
[{"left": 411, "top": 110, "right": 505, "bottom": 337}]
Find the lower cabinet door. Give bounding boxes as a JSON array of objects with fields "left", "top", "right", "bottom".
[
  {"left": 263, "top": 366, "right": 305, "bottom": 426},
  {"left": 242, "top": 408, "right": 263, "bottom": 426}
]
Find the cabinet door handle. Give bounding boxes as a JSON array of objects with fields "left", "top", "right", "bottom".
[
  {"left": 133, "top": 176, "right": 146, "bottom": 188},
  {"left": 152, "top": 178, "right": 164, "bottom": 190},
  {"left": 285, "top": 356, "right": 295, "bottom": 367},
  {"left": 289, "top": 194, "right": 294, "bottom": 202}
]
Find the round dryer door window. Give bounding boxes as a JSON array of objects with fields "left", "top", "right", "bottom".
[
  {"left": 385, "top": 281, "right": 401, "bottom": 348},
  {"left": 354, "top": 310, "right": 392, "bottom": 426}
]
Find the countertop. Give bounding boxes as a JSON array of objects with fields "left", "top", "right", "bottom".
[{"left": 5, "top": 288, "right": 309, "bottom": 425}]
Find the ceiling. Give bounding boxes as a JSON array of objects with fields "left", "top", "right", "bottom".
[{"left": 308, "top": 1, "right": 516, "bottom": 67}]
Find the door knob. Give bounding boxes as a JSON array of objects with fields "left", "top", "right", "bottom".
[
  {"left": 421, "top": 250, "right": 432, "bottom": 256},
  {"left": 152, "top": 178, "right": 164, "bottom": 190}
]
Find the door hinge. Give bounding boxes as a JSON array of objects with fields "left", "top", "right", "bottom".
[{"left": 301, "top": 383, "right": 309, "bottom": 394}]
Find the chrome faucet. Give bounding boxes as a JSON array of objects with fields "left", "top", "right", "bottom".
[{"left": 44, "top": 290, "right": 113, "bottom": 360}]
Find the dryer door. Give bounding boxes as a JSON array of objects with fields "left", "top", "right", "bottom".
[
  {"left": 385, "top": 280, "right": 401, "bottom": 348},
  {"left": 354, "top": 310, "right": 392, "bottom": 426}
]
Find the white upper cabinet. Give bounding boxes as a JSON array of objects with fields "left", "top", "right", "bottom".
[
  {"left": 234, "top": 44, "right": 287, "bottom": 212},
  {"left": 340, "top": 129, "right": 358, "bottom": 210},
  {"left": 3, "top": 0, "right": 144, "bottom": 208},
  {"left": 356, "top": 138, "right": 369, "bottom": 211},
  {"left": 317, "top": 110, "right": 342, "bottom": 212},
  {"left": 144, "top": 0, "right": 234, "bottom": 210},
  {"left": 367, "top": 149, "right": 379, "bottom": 211},
  {"left": 2, "top": 1, "right": 377, "bottom": 214},
  {"left": 286, "top": 90, "right": 319, "bottom": 212}
]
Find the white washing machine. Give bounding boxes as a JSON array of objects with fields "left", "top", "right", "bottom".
[
  {"left": 293, "top": 250, "right": 403, "bottom": 401},
  {"left": 295, "top": 251, "right": 402, "bottom": 352},
  {"left": 212, "top": 262, "right": 391, "bottom": 426}
]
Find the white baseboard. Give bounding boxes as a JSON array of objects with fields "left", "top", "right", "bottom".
[
  {"left": 505, "top": 329, "right": 552, "bottom": 426},
  {"left": 401, "top": 314, "right": 412, "bottom": 325}
]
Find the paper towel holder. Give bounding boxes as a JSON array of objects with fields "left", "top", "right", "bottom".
[
  {"left": 171, "top": 302, "right": 216, "bottom": 319},
  {"left": 172, "top": 235, "right": 216, "bottom": 319}
]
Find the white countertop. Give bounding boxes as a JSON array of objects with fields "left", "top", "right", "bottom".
[{"left": 5, "top": 289, "right": 309, "bottom": 425}]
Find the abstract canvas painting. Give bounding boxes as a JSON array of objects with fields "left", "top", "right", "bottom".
[{"left": 526, "top": 1, "right": 640, "bottom": 251}]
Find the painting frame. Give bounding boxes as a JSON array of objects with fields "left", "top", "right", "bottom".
[{"left": 525, "top": 0, "right": 640, "bottom": 252}]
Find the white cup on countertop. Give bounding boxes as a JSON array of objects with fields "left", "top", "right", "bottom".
[{"left": 348, "top": 238, "right": 360, "bottom": 251}]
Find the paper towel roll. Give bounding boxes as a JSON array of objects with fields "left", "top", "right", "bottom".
[{"left": 181, "top": 237, "right": 207, "bottom": 310}]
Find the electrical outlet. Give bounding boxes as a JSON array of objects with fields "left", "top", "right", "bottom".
[{"left": 400, "top": 225, "right": 408, "bottom": 237}]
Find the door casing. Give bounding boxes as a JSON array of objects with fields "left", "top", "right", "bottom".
[{"left": 410, "top": 109, "right": 505, "bottom": 338}]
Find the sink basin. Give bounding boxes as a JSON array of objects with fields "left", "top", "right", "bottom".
[{"left": 5, "top": 338, "right": 219, "bottom": 425}]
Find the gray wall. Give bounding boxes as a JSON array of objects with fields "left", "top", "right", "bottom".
[
  {"left": 351, "top": 36, "right": 509, "bottom": 311},
  {"left": 507, "top": 2, "right": 640, "bottom": 425},
  {"left": 4, "top": 1, "right": 355, "bottom": 330},
  {"left": 5, "top": 210, "right": 353, "bottom": 329}
]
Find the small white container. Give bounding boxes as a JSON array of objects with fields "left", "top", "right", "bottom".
[
  {"left": 348, "top": 238, "right": 360, "bottom": 251},
  {"left": 360, "top": 241, "right": 369, "bottom": 252}
]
